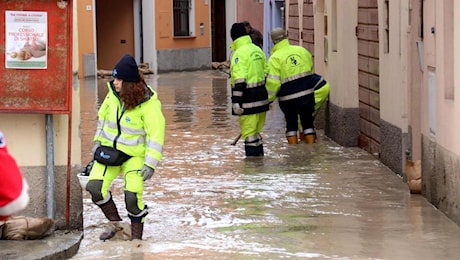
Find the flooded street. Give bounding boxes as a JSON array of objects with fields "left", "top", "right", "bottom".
[{"left": 73, "top": 71, "right": 460, "bottom": 259}]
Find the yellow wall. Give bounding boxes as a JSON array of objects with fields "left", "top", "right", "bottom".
[
  {"left": 156, "top": 1, "right": 211, "bottom": 50},
  {"left": 76, "top": 0, "right": 95, "bottom": 78}
]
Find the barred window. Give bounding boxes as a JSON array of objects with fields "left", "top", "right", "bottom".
[{"left": 173, "top": 0, "right": 191, "bottom": 36}]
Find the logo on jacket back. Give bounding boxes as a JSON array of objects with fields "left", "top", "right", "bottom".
[
  {"left": 286, "top": 54, "right": 303, "bottom": 67},
  {"left": 289, "top": 56, "right": 298, "bottom": 66}
]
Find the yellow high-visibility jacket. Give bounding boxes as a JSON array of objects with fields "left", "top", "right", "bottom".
[
  {"left": 230, "top": 35, "right": 269, "bottom": 115},
  {"left": 94, "top": 81, "right": 165, "bottom": 169},
  {"left": 266, "top": 39, "right": 315, "bottom": 103}
]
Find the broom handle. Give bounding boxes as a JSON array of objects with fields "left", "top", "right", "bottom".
[{"left": 231, "top": 134, "right": 242, "bottom": 146}]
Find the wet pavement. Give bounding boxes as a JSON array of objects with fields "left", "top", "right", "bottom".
[{"left": 25, "top": 70, "right": 460, "bottom": 259}]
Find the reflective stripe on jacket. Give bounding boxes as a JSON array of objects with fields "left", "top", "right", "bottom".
[
  {"left": 94, "top": 81, "right": 165, "bottom": 169},
  {"left": 230, "top": 35, "right": 269, "bottom": 115},
  {"left": 266, "top": 39, "right": 315, "bottom": 103}
]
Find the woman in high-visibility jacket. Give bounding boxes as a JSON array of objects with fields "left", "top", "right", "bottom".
[
  {"left": 266, "top": 27, "right": 317, "bottom": 144},
  {"left": 86, "top": 54, "right": 165, "bottom": 240},
  {"left": 229, "top": 23, "right": 270, "bottom": 156}
]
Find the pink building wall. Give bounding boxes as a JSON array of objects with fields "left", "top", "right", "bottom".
[{"left": 237, "top": 0, "right": 264, "bottom": 32}]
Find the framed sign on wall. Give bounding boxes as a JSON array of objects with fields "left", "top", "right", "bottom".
[{"left": 0, "top": 0, "right": 72, "bottom": 114}]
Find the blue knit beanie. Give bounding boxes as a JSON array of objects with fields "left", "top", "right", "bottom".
[
  {"left": 231, "top": 23, "right": 247, "bottom": 41},
  {"left": 112, "top": 54, "right": 140, "bottom": 82}
]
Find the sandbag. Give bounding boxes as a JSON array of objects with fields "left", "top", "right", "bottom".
[
  {"left": 0, "top": 220, "right": 5, "bottom": 237},
  {"left": 2, "top": 216, "right": 55, "bottom": 240},
  {"left": 406, "top": 160, "right": 422, "bottom": 194}
]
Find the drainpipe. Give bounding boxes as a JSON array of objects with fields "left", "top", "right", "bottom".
[
  {"left": 66, "top": 105, "right": 72, "bottom": 227},
  {"left": 280, "top": 6, "right": 285, "bottom": 30},
  {"left": 45, "top": 114, "right": 55, "bottom": 219}
]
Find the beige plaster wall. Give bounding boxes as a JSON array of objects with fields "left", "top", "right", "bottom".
[
  {"left": 378, "top": 0, "right": 409, "bottom": 132},
  {"left": 452, "top": 1, "right": 460, "bottom": 154},
  {"left": 419, "top": 0, "right": 460, "bottom": 154},
  {"left": 419, "top": 0, "right": 435, "bottom": 145},
  {"left": 313, "top": 0, "right": 325, "bottom": 74},
  {"left": 418, "top": 0, "right": 460, "bottom": 229},
  {"left": 431, "top": 1, "right": 460, "bottom": 154},
  {"left": 324, "top": 0, "right": 359, "bottom": 109},
  {"left": 0, "top": 112, "right": 80, "bottom": 166},
  {"left": 407, "top": 0, "right": 423, "bottom": 160}
]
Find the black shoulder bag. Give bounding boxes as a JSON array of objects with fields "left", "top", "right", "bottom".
[{"left": 94, "top": 146, "right": 131, "bottom": 166}]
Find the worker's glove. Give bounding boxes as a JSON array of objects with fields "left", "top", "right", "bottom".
[
  {"left": 232, "top": 103, "right": 244, "bottom": 115},
  {"left": 92, "top": 141, "right": 101, "bottom": 157},
  {"left": 141, "top": 165, "right": 155, "bottom": 181}
]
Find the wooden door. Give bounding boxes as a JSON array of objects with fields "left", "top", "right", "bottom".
[
  {"left": 211, "top": 0, "right": 227, "bottom": 62},
  {"left": 356, "top": 0, "right": 381, "bottom": 156}
]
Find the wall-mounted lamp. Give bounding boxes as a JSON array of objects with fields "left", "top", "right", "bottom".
[
  {"left": 200, "top": 23, "right": 204, "bottom": 36},
  {"left": 57, "top": 0, "right": 68, "bottom": 9}
]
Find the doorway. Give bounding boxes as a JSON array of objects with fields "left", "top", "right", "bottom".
[
  {"left": 211, "top": 0, "right": 227, "bottom": 62},
  {"left": 96, "top": 0, "right": 135, "bottom": 70}
]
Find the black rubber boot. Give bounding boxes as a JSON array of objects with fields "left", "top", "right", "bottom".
[
  {"left": 245, "top": 144, "right": 259, "bottom": 156},
  {"left": 129, "top": 214, "right": 145, "bottom": 240},
  {"left": 98, "top": 197, "right": 122, "bottom": 241},
  {"left": 131, "top": 222, "right": 144, "bottom": 240},
  {"left": 99, "top": 197, "right": 122, "bottom": 221},
  {"left": 257, "top": 144, "right": 264, "bottom": 156},
  {"left": 245, "top": 143, "right": 264, "bottom": 156}
]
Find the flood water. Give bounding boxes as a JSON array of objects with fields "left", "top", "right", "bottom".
[{"left": 73, "top": 71, "right": 460, "bottom": 259}]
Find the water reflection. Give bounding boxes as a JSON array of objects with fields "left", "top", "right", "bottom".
[
  {"left": 157, "top": 71, "right": 234, "bottom": 131},
  {"left": 210, "top": 77, "right": 231, "bottom": 128}
]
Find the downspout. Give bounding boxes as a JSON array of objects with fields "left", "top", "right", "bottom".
[
  {"left": 65, "top": 0, "right": 74, "bottom": 228},
  {"left": 45, "top": 115, "right": 55, "bottom": 219},
  {"left": 66, "top": 108, "right": 72, "bottom": 227},
  {"left": 280, "top": 6, "right": 285, "bottom": 30},
  {"left": 139, "top": 0, "right": 144, "bottom": 63}
]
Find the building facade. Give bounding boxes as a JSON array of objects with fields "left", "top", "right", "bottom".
[
  {"left": 284, "top": 0, "right": 460, "bottom": 225},
  {"left": 75, "top": 0, "right": 264, "bottom": 77},
  {"left": 76, "top": 0, "right": 213, "bottom": 75}
]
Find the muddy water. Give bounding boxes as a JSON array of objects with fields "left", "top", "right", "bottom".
[{"left": 73, "top": 71, "right": 460, "bottom": 259}]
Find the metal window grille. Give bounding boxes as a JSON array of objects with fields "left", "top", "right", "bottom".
[{"left": 173, "top": 0, "right": 191, "bottom": 36}]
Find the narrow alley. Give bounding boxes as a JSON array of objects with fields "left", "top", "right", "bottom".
[{"left": 71, "top": 70, "right": 460, "bottom": 259}]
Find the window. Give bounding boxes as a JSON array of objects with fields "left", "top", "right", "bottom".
[
  {"left": 173, "top": 0, "right": 195, "bottom": 37},
  {"left": 383, "top": 0, "right": 389, "bottom": 53},
  {"left": 331, "top": 0, "right": 337, "bottom": 52}
]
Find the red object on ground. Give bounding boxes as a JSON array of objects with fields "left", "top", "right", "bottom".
[{"left": 0, "top": 131, "right": 29, "bottom": 221}]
